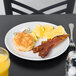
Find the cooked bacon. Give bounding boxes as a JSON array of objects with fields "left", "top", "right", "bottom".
[
  {"left": 41, "top": 41, "right": 48, "bottom": 44},
  {"left": 33, "top": 39, "right": 52, "bottom": 53},
  {"left": 33, "top": 34, "right": 69, "bottom": 58},
  {"left": 39, "top": 34, "right": 69, "bottom": 58},
  {"left": 39, "top": 45, "right": 54, "bottom": 58}
]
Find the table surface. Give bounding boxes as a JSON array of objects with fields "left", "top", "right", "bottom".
[{"left": 0, "top": 15, "right": 76, "bottom": 76}]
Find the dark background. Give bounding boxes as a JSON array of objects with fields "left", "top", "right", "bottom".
[{"left": 0, "top": 14, "right": 76, "bottom": 76}]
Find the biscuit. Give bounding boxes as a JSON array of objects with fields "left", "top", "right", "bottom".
[{"left": 13, "top": 32, "right": 35, "bottom": 52}]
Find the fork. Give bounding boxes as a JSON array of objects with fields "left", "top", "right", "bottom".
[{"left": 69, "top": 23, "right": 76, "bottom": 51}]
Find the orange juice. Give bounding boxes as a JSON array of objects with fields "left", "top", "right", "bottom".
[{"left": 0, "top": 47, "right": 10, "bottom": 76}]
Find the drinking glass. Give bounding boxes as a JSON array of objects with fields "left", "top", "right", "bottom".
[{"left": 0, "top": 47, "right": 10, "bottom": 76}]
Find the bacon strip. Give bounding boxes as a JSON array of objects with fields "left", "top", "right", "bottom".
[
  {"left": 33, "top": 39, "right": 52, "bottom": 53},
  {"left": 33, "top": 34, "right": 69, "bottom": 58}
]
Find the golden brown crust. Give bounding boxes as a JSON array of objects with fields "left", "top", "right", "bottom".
[{"left": 13, "top": 32, "right": 35, "bottom": 52}]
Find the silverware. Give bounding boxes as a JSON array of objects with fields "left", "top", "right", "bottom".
[
  {"left": 65, "top": 23, "right": 76, "bottom": 76},
  {"left": 69, "top": 23, "right": 75, "bottom": 51}
]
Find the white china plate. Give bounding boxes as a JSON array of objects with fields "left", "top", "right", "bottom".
[{"left": 5, "top": 21, "right": 69, "bottom": 61}]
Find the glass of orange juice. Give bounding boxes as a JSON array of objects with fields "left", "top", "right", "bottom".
[{"left": 0, "top": 47, "right": 10, "bottom": 76}]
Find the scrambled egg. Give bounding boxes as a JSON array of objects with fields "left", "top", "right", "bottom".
[
  {"left": 44, "top": 25, "right": 53, "bottom": 31},
  {"left": 47, "top": 26, "right": 66, "bottom": 39},
  {"left": 32, "top": 24, "right": 44, "bottom": 38},
  {"left": 30, "top": 32, "right": 38, "bottom": 41},
  {"left": 30, "top": 25, "right": 66, "bottom": 41},
  {"left": 43, "top": 25, "right": 54, "bottom": 38}
]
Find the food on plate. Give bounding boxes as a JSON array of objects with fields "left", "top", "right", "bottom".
[
  {"left": 13, "top": 24, "right": 69, "bottom": 58},
  {"left": 13, "top": 32, "right": 20, "bottom": 36},
  {"left": 32, "top": 25, "right": 66, "bottom": 39},
  {"left": 32, "top": 24, "right": 44, "bottom": 38},
  {"left": 31, "top": 24, "right": 53, "bottom": 40},
  {"left": 13, "top": 32, "right": 35, "bottom": 52},
  {"left": 47, "top": 26, "right": 66, "bottom": 39},
  {"left": 22, "top": 28, "right": 31, "bottom": 33},
  {"left": 44, "top": 25, "right": 53, "bottom": 31},
  {"left": 30, "top": 32, "right": 38, "bottom": 41},
  {"left": 33, "top": 34, "right": 69, "bottom": 58},
  {"left": 43, "top": 25, "right": 54, "bottom": 39}
]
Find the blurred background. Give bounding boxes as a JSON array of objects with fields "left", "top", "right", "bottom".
[{"left": 0, "top": 0, "right": 76, "bottom": 15}]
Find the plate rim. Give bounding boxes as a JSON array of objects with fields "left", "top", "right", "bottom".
[{"left": 4, "top": 21, "right": 69, "bottom": 61}]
